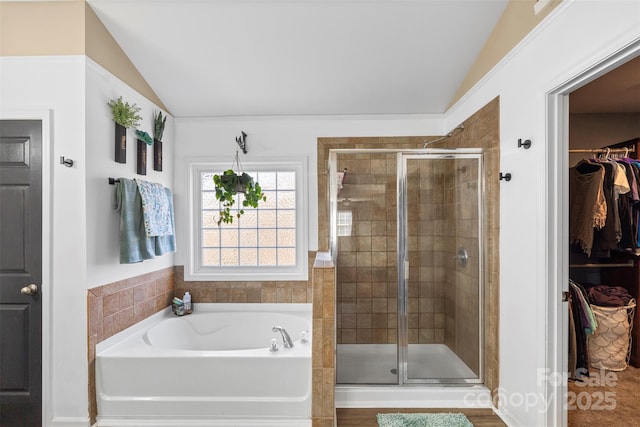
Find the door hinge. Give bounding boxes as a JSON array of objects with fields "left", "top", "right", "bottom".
[{"left": 562, "top": 291, "right": 570, "bottom": 302}]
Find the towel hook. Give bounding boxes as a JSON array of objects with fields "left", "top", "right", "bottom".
[
  {"left": 236, "top": 131, "right": 248, "bottom": 154},
  {"left": 517, "top": 139, "right": 532, "bottom": 149},
  {"left": 60, "top": 156, "right": 74, "bottom": 167}
]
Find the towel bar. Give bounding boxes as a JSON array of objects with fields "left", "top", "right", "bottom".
[{"left": 108, "top": 178, "right": 120, "bottom": 185}]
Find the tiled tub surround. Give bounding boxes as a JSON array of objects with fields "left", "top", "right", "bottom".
[
  {"left": 173, "top": 252, "right": 316, "bottom": 304},
  {"left": 87, "top": 267, "right": 175, "bottom": 424},
  {"left": 88, "top": 254, "right": 316, "bottom": 424},
  {"left": 312, "top": 255, "right": 337, "bottom": 427},
  {"left": 174, "top": 270, "right": 312, "bottom": 304}
]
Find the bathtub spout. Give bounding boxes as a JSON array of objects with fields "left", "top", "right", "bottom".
[{"left": 272, "top": 326, "right": 294, "bottom": 348}]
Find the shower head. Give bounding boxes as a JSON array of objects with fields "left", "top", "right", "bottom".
[{"left": 423, "top": 123, "right": 465, "bottom": 148}]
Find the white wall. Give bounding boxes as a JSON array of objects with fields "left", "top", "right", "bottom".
[
  {"left": 446, "top": 1, "right": 640, "bottom": 425},
  {"left": 85, "top": 58, "right": 175, "bottom": 287},
  {"left": 1, "top": 56, "right": 89, "bottom": 425},
  {"left": 173, "top": 114, "right": 444, "bottom": 266},
  {"left": 1, "top": 56, "right": 175, "bottom": 426}
]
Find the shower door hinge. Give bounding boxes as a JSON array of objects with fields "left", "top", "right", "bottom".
[{"left": 562, "top": 291, "right": 570, "bottom": 302}]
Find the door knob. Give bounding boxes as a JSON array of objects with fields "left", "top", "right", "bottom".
[{"left": 21, "top": 284, "right": 38, "bottom": 296}]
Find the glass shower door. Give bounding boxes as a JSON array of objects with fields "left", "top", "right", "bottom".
[{"left": 399, "top": 152, "right": 484, "bottom": 384}]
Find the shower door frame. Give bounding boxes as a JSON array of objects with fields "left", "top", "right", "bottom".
[
  {"left": 329, "top": 148, "right": 486, "bottom": 386},
  {"left": 397, "top": 149, "right": 485, "bottom": 385}
]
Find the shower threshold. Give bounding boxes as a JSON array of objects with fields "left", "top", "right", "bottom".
[
  {"left": 337, "top": 343, "right": 476, "bottom": 383},
  {"left": 336, "top": 344, "right": 491, "bottom": 408}
]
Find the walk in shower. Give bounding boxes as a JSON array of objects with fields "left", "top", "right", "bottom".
[{"left": 329, "top": 148, "right": 485, "bottom": 387}]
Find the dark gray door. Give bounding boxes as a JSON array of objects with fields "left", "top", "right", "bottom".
[{"left": 0, "top": 120, "right": 42, "bottom": 426}]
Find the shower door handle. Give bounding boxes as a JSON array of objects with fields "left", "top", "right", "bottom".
[{"left": 454, "top": 248, "right": 468, "bottom": 267}]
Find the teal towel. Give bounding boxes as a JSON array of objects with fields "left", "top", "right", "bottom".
[{"left": 114, "top": 178, "right": 175, "bottom": 263}]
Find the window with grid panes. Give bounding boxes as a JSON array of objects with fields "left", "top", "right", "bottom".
[{"left": 189, "top": 160, "right": 307, "bottom": 281}]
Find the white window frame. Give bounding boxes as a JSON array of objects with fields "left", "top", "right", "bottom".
[
  {"left": 336, "top": 209, "right": 353, "bottom": 236},
  {"left": 187, "top": 158, "right": 308, "bottom": 281}
]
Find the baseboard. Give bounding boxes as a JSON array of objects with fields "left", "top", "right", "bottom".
[
  {"left": 335, "top": 385, "right": 493, "bottom": 408},
  {"left": 50, "top": 417, "right": 91, "bottom": 427},
  {"left": 494, "top": 407, "right": 520, "bottom": 427},
  {"left": 96, "top": 418, "right": 311, "bottom": 427}
]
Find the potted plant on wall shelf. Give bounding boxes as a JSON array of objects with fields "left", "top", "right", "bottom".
[
  {"left": 135, "top": 130, "right": 153, "bottom": 175},
  {"left": 153, "top": 110, "right": 167, "bottom": 171},
  {"left": 213, "top": 169, "right": 266, "bottom": 225},
  {"left": 107, "top": 96, "right": 142, "bottom": 163}
]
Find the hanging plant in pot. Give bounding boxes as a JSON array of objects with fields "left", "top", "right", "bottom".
[
  {"left": 107, "top": 96, "right": 142, "bottom": 163},
  {"left": 213, "top": 169, "right": 266, "bottom": 225},
  {"left": 153, "top": 110, "right": 167, "bottom": 171},
  {"left": 135, "top": 130, "right": 153, "bottom": 175}
]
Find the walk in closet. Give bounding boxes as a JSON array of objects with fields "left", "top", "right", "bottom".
[{"left": 567, "top": 55, "right": 640, "bottom": 427}]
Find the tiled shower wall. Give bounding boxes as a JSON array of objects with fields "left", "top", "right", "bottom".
[
  {"left": 335, "top": 154, "right": 470, "bottom": 347},
  {"left": 438, "top": 158, "right": 481, "bottom": 374},
  {"left": 318, "top": 96, "right": 500, "bottom": 393},
  {"left": 407, "top": 158, "right": 449, "bottom": 346},
  {"left": 336, "top": 153, "right": 398, "bottom": 345}
]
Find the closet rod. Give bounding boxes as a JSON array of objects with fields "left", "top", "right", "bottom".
[
  {"left": 568, "top": 147, "right": 635, "bottom": 154},
  {"left": 569, "top": 262, "right": 635, "bottom": 268}
]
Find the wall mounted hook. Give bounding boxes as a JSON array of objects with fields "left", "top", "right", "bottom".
[
  {"left": 518, "top": 139, "right": 532, "bottom": 149},
  {"left": 499, "top": 172, "right": 512, "bottom": 181},
  {"left": 236, "top": 131, "right": 248, "bottom": 154},
  {"left": 60, "top": 156, "right": 74, "bottom": 167}
]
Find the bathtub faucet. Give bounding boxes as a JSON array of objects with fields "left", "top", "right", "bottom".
[{"left": 272, "top": 326, "right": 294, "bottom": 348}]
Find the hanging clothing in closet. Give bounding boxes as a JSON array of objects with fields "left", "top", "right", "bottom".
[
  {"left": 568, "top": 280, "right": 598, "bottom": 379},
  {"left": 569, "top": 160, "right": 607, "bottom": 257},
  {"left": 569, "top": 155, "right": 638, "bottom": 259}
]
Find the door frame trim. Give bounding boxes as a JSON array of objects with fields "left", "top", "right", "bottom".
[
  {"left": 544, "top": 40, "right": 640, "bottom": 427},
  {"left": 0, "top": 110, "right": 53, "bottom": 425}
]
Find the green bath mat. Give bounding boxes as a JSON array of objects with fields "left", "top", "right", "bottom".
[{"left": 377, "top": 412, "right": 474, "bottom": 427}]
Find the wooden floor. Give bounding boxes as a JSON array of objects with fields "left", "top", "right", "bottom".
[
  {"left": 568, "top": 365, "right": 640, "bottom": 426},
  {"left": 336, "top": 408, "right": 507, "bottom": 427}
]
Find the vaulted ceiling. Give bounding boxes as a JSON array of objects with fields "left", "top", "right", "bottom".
[
  {"left": 87, "top": 0, "right": 509, "bottom": 117},
  {"left": 85, "top": 1, "right": 639, "bottom": 118}
]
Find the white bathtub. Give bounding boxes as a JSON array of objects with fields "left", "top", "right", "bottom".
[{"left": 95, "top": 303, "right": 312, "bottom": 426}]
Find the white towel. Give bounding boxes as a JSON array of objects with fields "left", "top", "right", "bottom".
[{"left": 135, "top": 179, "right": 173, "bottom": 237}]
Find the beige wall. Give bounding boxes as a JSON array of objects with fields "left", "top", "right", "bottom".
[
  {"left": 0, "top": 1, "right": 167, "bottom": 111},
  {"left": 0, "top": 1, "right": 85, "bottom": 55},
  {"left": 450, "top": 0, "right": 563, "bottom": 107},
  {"left": 84, "top": 4, "right": 167, "bottom": 110}
]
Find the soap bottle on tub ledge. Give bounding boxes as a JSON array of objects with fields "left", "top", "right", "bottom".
[{"left": 183, "top": 291, "right": 192, "bottom": 314}]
